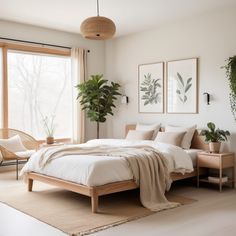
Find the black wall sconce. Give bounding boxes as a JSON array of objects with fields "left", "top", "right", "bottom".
[
  {"left": 203, "top": 92, "right": 210, "bottom": 105},
  {"left": 121, "top": 95, "right": 129, "bottom": 104}
]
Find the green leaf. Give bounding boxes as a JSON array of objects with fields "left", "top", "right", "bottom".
[
  {"left": 75, "top": 74, "right": 121, "bottom": 129},
  {"left": 179, "top": 96, "right": 183, "bottom": 103},
  {"left": 187, "top": 78, "right": 192, "bottom": 84},
  {"left": 207, "top": 122, "right": 215, "bottom": 131},
  {"left": 142, "top": 95, "right": 149, "bottom": 99},
  {"left": 140, "top": 87, "right": 147, "bottom": 91},
  {"left": 177, "top": 72, "right": 184, "bottom": 87},
  {"left": 185, "top": 83, "right": 192, "bottom": 93},
  {"left": 184, "top": 95, "right": 187, "bottom": 102}
]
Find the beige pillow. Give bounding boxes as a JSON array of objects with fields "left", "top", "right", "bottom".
[
  {"left": 165, "top": 125, "right": 197, "bottom": 149},
  {"left": 0, "top": 135, "right": 27, "bottom": 153},
  {"left": 126, "top": 130, "right": 154, "bottom": 140},
  {"left": 154, "top": 132, "right": 186, "bottom": 147},
  {"left": 136, "top": 123, "right": 161, "bottom": 140}
]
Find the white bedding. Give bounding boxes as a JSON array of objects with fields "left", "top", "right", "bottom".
[
  {"left": 20, "top": 139, "right": 194, "bottom": 187},
  {"left": 184, "top": 149, "right": 202, "bottom": 167}
]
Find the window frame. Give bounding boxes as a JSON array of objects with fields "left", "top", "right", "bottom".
[{"left": 0, "top": 42, "right": 71, "bottom": 142}]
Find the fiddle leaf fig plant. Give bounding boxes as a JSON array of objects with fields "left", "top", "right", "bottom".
[
  {"left": 76, "top": 74, "right": 121, "bottom": 139},
  {"left": 200, "top": 122, "right": 230, "bottom": 143},
  {"left": 222, "top": 55, "right": 236, "bottom": 121}
]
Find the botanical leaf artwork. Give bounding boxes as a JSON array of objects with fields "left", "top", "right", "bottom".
[
  {"left": 140, "top": 73, "right": 162, "bottom": 106},
  {"left": 175, "top": 72, "right": 192, "bottom": 104}
]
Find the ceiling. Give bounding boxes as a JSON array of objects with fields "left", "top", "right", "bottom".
[{"left": 1, "top": 0, "right": 236, "bottom": 37}]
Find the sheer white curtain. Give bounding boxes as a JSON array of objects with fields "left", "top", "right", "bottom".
[
  {"left": 71, "top": 48, "right": 87, "bottom": 143},
  {"left": 0, "top": 48, "right": 3, "bottom": 128}
]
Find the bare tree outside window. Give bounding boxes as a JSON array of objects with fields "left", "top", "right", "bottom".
[{"left": 7, "top": 51, "right": 72, "bottom": 139}]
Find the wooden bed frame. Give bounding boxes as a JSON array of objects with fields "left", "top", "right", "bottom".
[{"left": 27, "top": 124, "right": 208, "bottom": 213}]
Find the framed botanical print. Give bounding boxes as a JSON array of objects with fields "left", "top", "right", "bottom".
[
  {"left": 166, "top": 58, "right": 198, "bottom": 113},
  {"left": 138, "top": 62, "right": 164, "bottom": 113}
]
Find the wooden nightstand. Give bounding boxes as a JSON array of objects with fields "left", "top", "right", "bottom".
[{"left": 197, "top": 152, "right": 235, "bottom": 192}]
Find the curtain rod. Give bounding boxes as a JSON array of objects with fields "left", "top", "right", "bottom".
[{"left": 0, "top": 37, "right": 90, "bottom": 53}]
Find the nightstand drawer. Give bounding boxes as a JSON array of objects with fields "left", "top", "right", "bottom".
[
  {"left": 198, "top": 154, "right": 220, "bottom": 168},
  {"left": 221, "top": 154, "right": 235, "bottom": 168}
]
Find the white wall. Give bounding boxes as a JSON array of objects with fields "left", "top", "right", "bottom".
[
  {"left": 105, "top": 7, "right": 236, "bottom": 152},
  {"left": 0, "top": 20, "right": 106, "bottom": 140},
  {"left": 2, "top": 6, "right": 236, "bottom": 151}
]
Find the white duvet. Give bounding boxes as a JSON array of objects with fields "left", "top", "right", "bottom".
[{"left": 20, "top": 139, "right": 193, "bottom": 187}]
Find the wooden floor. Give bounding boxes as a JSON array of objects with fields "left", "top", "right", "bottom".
[{"left": 1, "top": 170, "right": 236, "bottom": 236}]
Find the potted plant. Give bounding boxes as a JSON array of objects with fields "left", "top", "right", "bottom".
[
  {"left": 42, "top": 116, "right": 56, "bottom": 144},
  {"left": 76, "top": 74, "right": 121, "bottom": 139},
  {"left": 222, "top": 55, "right": 236, "bottom": 121},
  {"left": 200, "top": 122, "right": 230, "bottom": 153}
]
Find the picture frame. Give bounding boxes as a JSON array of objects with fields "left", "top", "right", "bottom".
[
  {"left": 166, "top": 58, "right": 198, "bottom": 114},
  {"left": 138, "top": 62, "right": 164, "bottom": 113}
]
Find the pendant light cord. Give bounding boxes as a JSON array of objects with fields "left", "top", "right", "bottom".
[{"left": 97, "top": 0, "right": 100, "bottom": 16}]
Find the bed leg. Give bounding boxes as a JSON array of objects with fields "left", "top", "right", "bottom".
[
  {"left": 91, "top": 194, "right": 99, "bottom": 213},
  {"left": 28, "top": 178, "right": 33, "bottom": 192}
]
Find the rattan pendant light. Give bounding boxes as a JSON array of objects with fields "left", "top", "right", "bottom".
[{"left": 80, "top": 0, "right": 116, "bottom": 40}]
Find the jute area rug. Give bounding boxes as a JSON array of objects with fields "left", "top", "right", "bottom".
[{"left": 0, "top": 177, "right": 196, "bottom": 236}]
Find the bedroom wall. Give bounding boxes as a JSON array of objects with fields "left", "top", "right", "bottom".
[
  {"left": 0, "top": 20, "right": 106, "bottom": 140},
  {"left": 105, "top": 7, "right": 236, "bottom": 153}
]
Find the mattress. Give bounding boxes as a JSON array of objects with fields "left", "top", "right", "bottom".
[
  {"left": 29, "top": 154, "right": 134, "bottom": 187},
  {"left": 184, "top": 149, "right": 202, "bottom": 167},
  {"left": 21, "top": 139, "right": 194, "bottom": 187}
]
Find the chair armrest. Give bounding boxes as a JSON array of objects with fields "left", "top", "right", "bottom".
[{"left": 0, "top": 145, "right": 19, "bottom": 160}]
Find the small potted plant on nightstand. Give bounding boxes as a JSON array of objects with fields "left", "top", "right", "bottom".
[
  {"left": 42, "top": 116, "right": 56, "bottom": 144},
  {"left": 200, "top": 122, "right": 230, "bottom": 153}
]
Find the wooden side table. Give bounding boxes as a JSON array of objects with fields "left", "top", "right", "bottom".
[
  {"left": 197, "top": 152, "right": 235, "bottom": 192},
  {"left": 39, "top": 142, "right": 65, "bottom": 148}
]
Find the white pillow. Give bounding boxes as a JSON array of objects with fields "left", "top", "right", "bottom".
[
  {"left": 165, "top": 125, "right": 197, "bottom": 149},
  {"left": 126, "top": 130, "right": 154, "bottom": 140},
  {"left": 15, "top": 150, "right": 36, "bottom": 158},
  {"left": 154, "top": 132, "right": 186, "bottom": 147},
  {"left": 0, "top": 135, "right": 27, "bottom": 153},
  {"left": 136, "top": 123, "right": 161, "bottom": 140}
]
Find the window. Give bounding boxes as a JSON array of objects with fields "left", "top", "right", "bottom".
[
  {"left": 6, "top": 50, "right": 72, "bottom": 140},
  {"left": 0, "top": 44, "right": 72, "bottom": 141}
]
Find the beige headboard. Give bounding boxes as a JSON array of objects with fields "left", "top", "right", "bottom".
[{"left": 125, "top": 124, "right": 208, "bottom": 150}]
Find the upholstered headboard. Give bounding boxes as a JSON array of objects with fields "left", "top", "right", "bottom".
[{"left": 125, "top": 124, "right": 209, "bottom": 150}]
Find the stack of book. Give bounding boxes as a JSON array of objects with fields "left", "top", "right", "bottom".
[{"left": 208, "top": 176, "right": 228, "bottom": 183}]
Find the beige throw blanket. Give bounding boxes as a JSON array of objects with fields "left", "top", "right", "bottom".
[{"left": 38, "top": 145, "right": 180, "bottom": 211}]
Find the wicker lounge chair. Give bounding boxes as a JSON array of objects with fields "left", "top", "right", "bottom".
[{"left": 0, "top": 129, "right": 39, "bottom": 180}]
